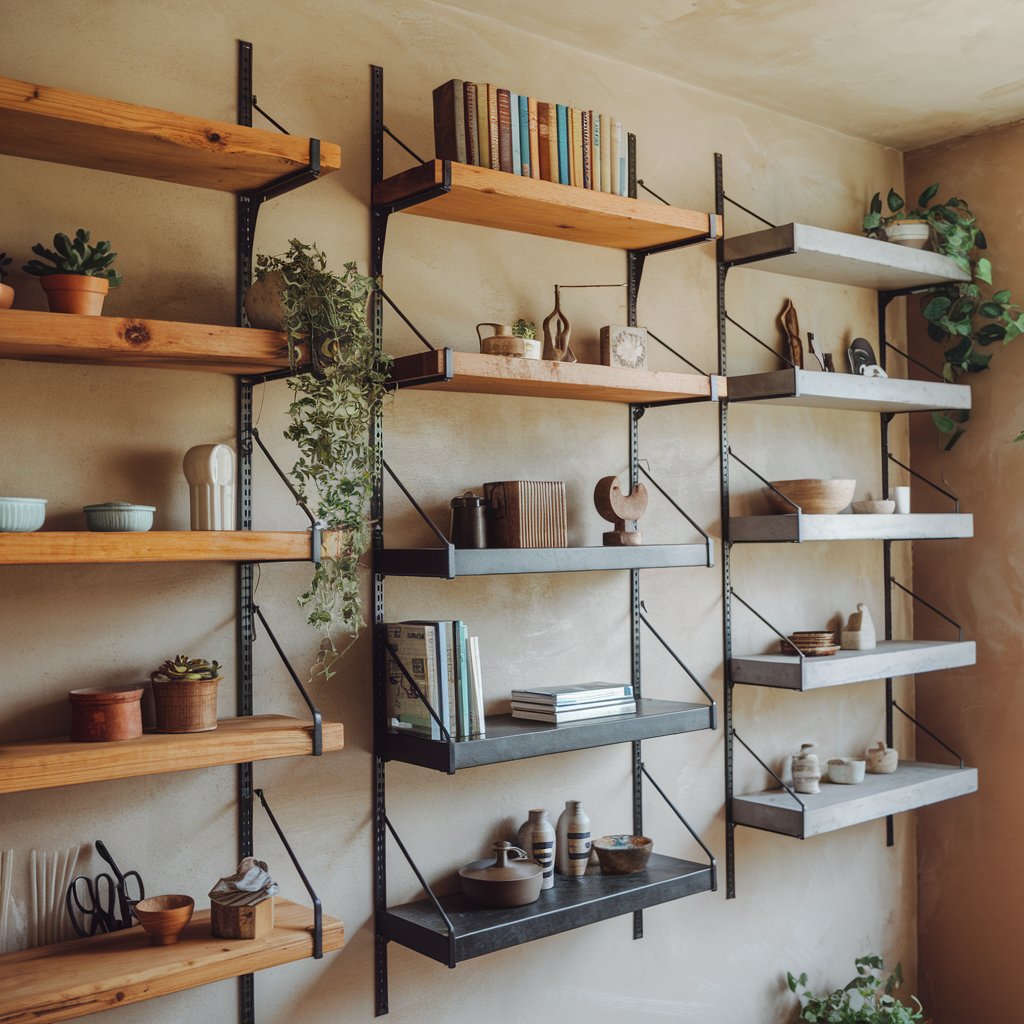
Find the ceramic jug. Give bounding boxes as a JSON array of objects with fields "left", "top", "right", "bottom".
[
  {"left": 476, "top": 322, "right": 526, "bottom": 358},
  {"left": 183, "top": 444, "right": 235, "bottom": 531}
]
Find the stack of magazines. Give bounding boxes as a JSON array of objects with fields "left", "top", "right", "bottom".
[{"left": 510, "top": 683, "right": 636, "bottom": 724}]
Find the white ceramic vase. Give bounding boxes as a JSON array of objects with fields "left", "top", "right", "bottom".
[
  {"left": 792, "top": 743, "right": 821, "bottom": 794},
  {"left": 183, "top": 444, "right": 236, "bottom": 531},
  {"left": 516, "top": 809, "right": 555, "bottom": 890},
  {"left": 555, "top": 800, "right": 591, "bottom": 876}
]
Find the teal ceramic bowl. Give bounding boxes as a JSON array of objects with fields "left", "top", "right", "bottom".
[
  {"left": 83, "top": 501, "right": 155, "bottom": 532},
  {"left": 0, "top": 497, "right": 47, "bottom": 532}
]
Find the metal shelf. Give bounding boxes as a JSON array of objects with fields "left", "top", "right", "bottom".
[
  {"left": 728, "top": 513, "right": 973, "bottom": 544},
  {"left": 378, "top": 854, "right": 713, "bottom": 966}
]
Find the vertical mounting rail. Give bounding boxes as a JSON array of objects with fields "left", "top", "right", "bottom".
[
  {"left": 370, "top": 64, "right": 390, "bottom": 1019},
  {"left": 879, "top": 293, "right": 895, "bottom": 848}
]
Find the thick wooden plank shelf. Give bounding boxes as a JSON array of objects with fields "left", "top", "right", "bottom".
[
  {"left": 730, "top": 640, "right": 976, "bottom": 691},
  {"left": 0, "top": 531, "right": 344, "bottom": 565},
  {"left": 389, "top": 349, "right": 717, "bottom": 404},
  {"left": 726, "top": 367, "right": 970, "bottom": 413},
  {"left": 378, "top": 854, "right": 712, "bottom": 966},
  {"left": 0, "top": 309, "right": 292, "bottom": 375},
  {"left": 0, "top": 715, "right": 344, "bottom": 794},
  {"left": 0, "top": 898, "right": 343, "bottom": 1024},
  {"left": 0, "top": 75, "right": 341, "bottom": 192},
  {"left": 381, "top": 699, "right": 714, "bottom": 772},
  {"left": 732, "top": 761, "right": 978, "bottom": 839},
  {"left": 729, "top": 513, "right": 973, "bottom": 544},
  {"left": 374, "top": 160, "right": 720, "bottom": 250},
  {"left": 722, "top": 223, "right": 970, "bottom": 290}
]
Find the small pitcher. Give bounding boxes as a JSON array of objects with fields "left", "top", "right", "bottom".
[{"left": 476, "top": 322, "right": 526, "bottom": 358}]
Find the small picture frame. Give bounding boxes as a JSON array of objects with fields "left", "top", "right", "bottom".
[{"left": 600, "top": 325, "right": 648, "bottom": 370}]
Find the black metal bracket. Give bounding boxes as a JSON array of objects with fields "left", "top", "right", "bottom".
[
  {"left": 722, "top": 194, "right": 776, "bottom": 230},
  {"left": 733, "top": 730, "right": 806, "bottom": 811},
  {"left": 388, "top": 347, "right": 455, "bottom": 391},
  {"left": 890, "top": 702, "right": 965, "bottom": 768},
  {"left": 254, "top": 788, "right": 324, "bottom": 958},
  {"left": 728, "top": 448, "right": 803, "bottom": 512},
  {"left": 637, "top": 463, "right": 714, "bottom": 565},
  {"left": 379, "top": 289, "right": 437, "bottom": 352},
  {"left": 882, "top": 339, "right": 945, "bottom": 382},
  {"left": 382, "top": 459, "right": 451, "bottom": 547},
  {"left": 887, "top": 454, "right": 961, "bottom": 511},
  {"left": 890, "top": 577, "right": 964, "bottom": 640},
  {"left": 639, "top": 602, "right": 716, "bottom": 720},
  {"left": 647, "top": 329, "right": 709, "bottom": 377},
  {"left": 383, "top": 642, "right": 454, "bottom": 746},
  {"left": 730, "top": 589, "right": 804, "bottom": 657},
  {"left": 725, "top": 312, "right": 799, "bottom": 369},
  {"left": 377, "top": 159, "right": 452, "bottom": 219}
]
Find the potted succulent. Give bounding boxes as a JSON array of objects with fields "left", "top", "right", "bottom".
[
  {"left": 150, "top": 655, "right": 221, "bottom": 733},
  {"left": 0, "top": 253, "right": 13, "bottom": 309},
  {"left": 512, "top": 317, "right": 541, "bottom": 360},
  {"left": 23, "top": 228, "right": 122, "bottom": 315},
  {"left": 788, "top": 954, "right": 924, "bottom": 1023}
]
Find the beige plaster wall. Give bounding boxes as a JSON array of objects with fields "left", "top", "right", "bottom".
[
  {"left": 1, "top": 2, "right": 914, "bottom": 1021},
  {"left": 907, "top": 125, "right": 1024, "bottom": 1023}
]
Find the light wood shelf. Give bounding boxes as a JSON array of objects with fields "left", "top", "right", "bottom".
[
  {"left": 0, "top": 75, "right": 341, "bottom": 192},
  {"left": 729, "top": 513, "right": 974, "bottom": 544},
  {"left": 0, "top": 715, "right": 344, "bottom": 794},
  {"left": 0, "top": 898, "right": 344, "bottom": 1024},
  {"left": 374, "top": 160, "right": 720, "bottom": 250}
]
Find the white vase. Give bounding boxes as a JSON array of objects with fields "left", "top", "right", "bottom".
[
  {"left": 555, "top": 800, "right": 591, "bottom": 876},
  {"left": 516, "top": 809, "right": 555, "bottom": 890},
  {"left": 792, "top": 743, "right": 821, "bottom": 794},
  {"left": 183, "top": 444, "right": 236, "bottom": 531}
]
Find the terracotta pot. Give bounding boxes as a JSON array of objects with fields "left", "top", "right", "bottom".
[
  {"left": 152, "top": 676, "right": 220, "bottom": 733},
  {"left": 69, "top": 686, "right": 144, "bottom": 742},
  {"left": 39, "top": 274, "right": 109, "bottom": 315},
  {"left": 0, "top": 283, "right": 13, "bottom": 310}
]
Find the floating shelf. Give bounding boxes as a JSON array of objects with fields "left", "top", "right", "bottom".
[
  {"left": 0, "top": 715, "right": 344, "bottom": 794},
  {"left": 732, "top": 761, "right": 978, "bottom": 839},
  {"left": 373, "top": 160, "right": 720, "bottom": 250},
  {"left": 381, "top": 698, "right": 714, "bottom": 772},
  {"left": 0, "top": 530, "right": 344, "bottom": 565},
  {"left": 726, "top": 367, "right": 970, "bottom": 413},
  {"left": 389, "top": 349, "right": 717, "bottom": 405},
  {"left": 0, "top": 898, "right": 343, "bottom": 1024},
  {"left": 379, "top": 854, "right": 713, "bottom": 966},
  {"left": 377, "top": 542, "right": 713, "bottom": 578},
  {"left": 722, "top": 223, "right": 970, "bottom": 290},
  {"left": 728, "top": 513, "right": 973, "bottom": 544},
  {"left": 0, "top": 309, "right": 293, "bottom": 375},
  {"left": 730, "top": 640, "right": 976, "bottom": 692},
  {"left": 0, "top": 74, "right": 341, "bottom": 192}
]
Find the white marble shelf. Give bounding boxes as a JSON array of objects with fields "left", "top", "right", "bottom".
[{"left": 729, "top": 513, "right": 973, "bottom": 544}]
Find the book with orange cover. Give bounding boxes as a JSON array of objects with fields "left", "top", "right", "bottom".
[
  {"left": 496, "top": 88, "right": 513, "bottom": 173},
  {"left": 486, "top": 84, "right": 500, "bottom": 170},
  {"left": 537, "top": 101, "right": 552, "bottom": 182},
  {"left": 527, "top": 96, "right": 540, "bottom": 180}
]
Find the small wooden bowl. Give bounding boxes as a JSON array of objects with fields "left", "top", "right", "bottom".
[
  {"left": 133, "top": 894, "right": 194, "bottom": 945},
  {"left": 593, "top": 835, "right": 653, "bottom": 875},
  {"left": 765, "top": 479, "right": 856, "bottom": 515}
]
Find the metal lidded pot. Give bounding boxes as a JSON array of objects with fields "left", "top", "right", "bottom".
[
  {"left": 459, "top": 842, "right": 544, "bottom": 907},
  {"left": 449, "top": 491, "right": 487, "bottom": 548}
]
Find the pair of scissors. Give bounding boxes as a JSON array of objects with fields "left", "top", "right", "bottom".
[{"left": 65, "top": 841, "right": 145, "bottom": 937}]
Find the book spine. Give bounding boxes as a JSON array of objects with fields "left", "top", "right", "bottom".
[
  {"left": 527, "top": 96, "right": 540, "bottom": 180},
  {"left": 592, "top": 113, "right": 602, "bottom": 191},
  {"left": 496, "top": 88, "right": 513, "bottom": 173},
  {"left": 536, "top": 101, "right": 551, "bottom": 182},
  {"left": 545, "top": 103, "right": 558, "bottom": 183},
  {"left": 476, "top": 83, "right": 490, "bottom": 170},
  {"left": 610, "top": 119, "right": 620, "bottom": 196},
  {"left": 464, "top": 83, "right": 478, "bottom": 166},
  {"left": 518, "top": 94, "right": 530, "bottom": 176},
  {"left": 487, "top": 83, "right": 500, "bottom": 170},
  {"left": 386, "top": 623, "right": 441, "bottom": 739},
  {"left": 556, "top": 104, "right": 569, "bottom": 184},
  {"left": 628, "top": 131, "right": 637, "bottom": 198},
  {"left": 468, "top": 636, "right": 485, "bottom": 738},
  {"left": 580, "top": 110, "right": 591, "bottom": 189},
  {"left": 431, "top": 79, "right": 466, "bottom": 163},
  {"left": 600, "top": 113, "right": 611, "bottom": 193},
  {"left": 456, "top": 622, "right": 471, "bottom": 739},
  {"left": 511, "top": 703, "right": 636, "bottom": 724},
  {"left": 570, "top": 108, "right": 583, "bottom": 187},
  {"left": 509, "top": 91, "right": 521, "bottom": 176}
]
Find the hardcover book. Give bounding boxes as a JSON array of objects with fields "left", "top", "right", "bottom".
[
  {"left": 628, "top": 131, "right": 637, "bottom": 198},
  {"left": 556, "top": 104, "right": 569, "bottom": 184},
  {"left": 511, "top": 701, "right": 638, "bottom": 724},
  {"left": 464, "top": 82, "right": 479, "bottom": 165},
  {"left": 476, "top": 82, "right": 490, "bottom": 169},
  {"left": 432, "top": 79, "right": 466, "bottom": 164},
  {"left": 537, "top": 100, "right": 551, "bottom": 182},
  {"left": 570, "top": 108, "right": 583, "bottom": 187},
  {"left": 487, "top": 83, "right": 500, "bottom": 170},
  {"left": 599, "top": 113, "right": 611, "bottom": 193},
  {"left": 527, "top": 96, "right": 540, "bottom": 180},
  {"left": 385, "top": 622, "right": 447, "bottom": 739},
  {"left": 511, "top": 683, "right": 634, "bottom": 705},
  {"left": 580, "top": 109, "right": 592, "bottom": 189},
  {"left": 545, "top": 103, "right": 558, "bottom": 183},
  {"left": 510, "top": 91, "right": 522, "bottom": 176},
  {"left": 610, "top": 119, "right": 621, "bottom": 196},
  {"left": 496, "top": 88, "right": 513, "bottom": 173},
  {"left": 468, "top": 636, "right": 486, "bottom": 737},
  {"left": 518, "top": 93, "right": 530, "bottom": 176}
]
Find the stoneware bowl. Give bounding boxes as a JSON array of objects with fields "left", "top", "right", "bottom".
[
  {"left": 827, "top": 758, "right": 867, "bottom": 785},
  {"left": 133, "top": 894, "right": 195, "bottom": 945},
  {"left": 83, "top": 502, "right": 155, "bottom": 532},
  {"left": 0, "top": 497, "right": 46, "bottom": 532},
  {"left": 852, "top": 499, "right": 896, "bottom": 515},
  {"left": 592, "top": 834, "right": 653, "bottom": 875},
  {"left": 765, "top": 479, "right": 856, "bottom": 515}
]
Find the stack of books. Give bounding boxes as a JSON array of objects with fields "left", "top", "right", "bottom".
[
  {"left": 385, "top": 621, "right": 485, "bottom": 740},
  {"left": 433, "top": 79, "right": 637, "bottom": 196},
  {"left": 510, "top": 683, "right": 637, "bottom": 724}
]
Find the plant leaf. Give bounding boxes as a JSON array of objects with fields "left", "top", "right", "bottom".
[{"left": 918, "top": 183, "right": 939, "bottom": 206}]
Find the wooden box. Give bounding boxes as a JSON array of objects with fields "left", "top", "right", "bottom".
[
  {"left": 210, "top": 896, "right": 275, "bottom": 940},
  {"left": 484, "top": 480, "right": 567, "bottom": 548}
]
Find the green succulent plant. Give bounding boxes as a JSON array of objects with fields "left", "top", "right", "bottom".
[
  {"left": 788, "top": 955, "right": 924, "bottom": 1024},
  {"left": 0, "top": 253, "right": 11, "bottom": 282},
  {"left": 511, "top": 318, "right": 537, "bottom": 339},
  {"left": 23, "top": 229, "right": 122, "bottom": 287},
  {"left": 151, "top": 655, "right": 222, "bottom": 683}
]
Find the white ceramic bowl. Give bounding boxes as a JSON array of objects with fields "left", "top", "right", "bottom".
[
  {"left": 0, "top": 497, "right": 47, "bottom": 532},
  {"left": 852, "top": 499, "right": 896, "bottom": 514},
  {"left": 83, "top": 501, "right": 155, "bottom": 532},
  {"left": 828, "top": 758, "right": 867, "bottom": 785}
]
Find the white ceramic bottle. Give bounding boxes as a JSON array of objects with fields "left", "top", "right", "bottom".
[
  {"left": 183, "top": 444, "right": 235, "bottom": 531},
  {"left": 555, "top": 799, "right": 592, "bottom": 876}
]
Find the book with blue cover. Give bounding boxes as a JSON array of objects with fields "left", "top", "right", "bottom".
[
  {"left": 518, "top": 94, "right": 530, "bottom": 176},
  {"left": 510, "top": 92, "right": 521, "bottom": 175},
  {"left": 556, "top": 104, "right": 569, "bottom": 184}
]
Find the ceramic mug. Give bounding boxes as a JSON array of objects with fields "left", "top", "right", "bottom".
[{"left": 893, "top": 485, "right": 910, "bottom": 514}]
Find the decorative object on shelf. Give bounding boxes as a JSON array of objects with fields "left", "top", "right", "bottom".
[
  {"left": 852, "top": 498, "right": 896, "bottom": 514},
  {"left": 242, "top": 268, "right": 286, "bottom": 329},
  {"left": 209, "top": 857, "right": 278, "bottom": 940},
  {"left": 0, "top": 496, "right": 46, "bottom": 532},
  {"left": 183, "top": 444, "right": 235, "bottom": 531},
  {"left": 893, "top": 485, "right": 911, "bottom": 514},
  {"left": 822, "top": 352, "right": 837, "bottom": 372},
  {"left": 791, "top": 743, "right": 822, "bottom": 794},
  {"left": 764, "top": 478, "right": 856, "bottom": 515},
  {"left": 0, "top": 848, "right": 13, "bottom": 953},
  {"left": 847, "top": 337, "right": 887, "bottom": 378},
  {"left": 592, "top": 834, "right": 652, "bottom": 875},
  {"left": 22, "top": 228, "right": 121, "bottom": 315},
  {"left": 512, "top": 317, "right": 542, "bottom": 360},
  {"left": 788, "top": 954, "right": 925, "bottom": 1024},
  {"left": 449, "top": 491, "right": 488, "bottom": 548},
  {"left": 150, "top": 655, "right": 222, "bottom": 733},
  {"left": 778, "top": 299, "right": 804, "bottom": 369},
  {"left": 133, "top": 894, "right": 195, "bottom": 946},
  {"left": 594, "top": 475, "right": 648, "bottom": 546},
  {"left": 555, "top": 800, "right": 592, "bottom": 876},
  {"left": 68, "top": 686, "right": 144, "bottom": 742},
  {"left": 865, "top": 741, "right": 899, "bottom": 775},
  {"left": 29, "top": 847, "right": 81, "bottom": 947},
  {"left": 805, "top": 331, "right": 824, "bottom": 371},
  {"left": 65, "top": 841, "right": 143, "bottom": 938},
  {"left": 83, "top": 501, "right": 155, "bottom": 532},
  {"left": 516, "top": 809, "right": 555, "bottom": 889},
  {"left": 484, "top": 479, "right": 567, "bottom": 548},
  {"left": 459, "top": 842, "right": 544, "bottom": 908},
  {"left": 827, "top": 757, "right": 867, "bottom": 785},
  {"left": 782, "top": 632, "right": 840, "bottom": 657},
  {"left": 840, "top": 603, "right": 877, "bottom": 651},
  {"left": 541, "top": 286, "right": 577, "bottom": 363},
  {"left": 600, "top": 325, "right": 648, "bottom": 370},
  {"left": 476, "top": 322, "right": 527, "bottom": 358},
  {"left": 0, "top": 252, "right": 13, "bottom": 309}
]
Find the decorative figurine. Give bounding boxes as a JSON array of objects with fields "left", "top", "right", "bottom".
[
  {"left": 594, "top": 475, "right": 648, "bottom": 546},
  {"left": 600, "top": 325, "right": 648, "bottom": 370},
  {"left": 840, "top": 603, "right": 877, "bottom": 650},
  {"left": 848, "top": 337, "right": 888, "bottom": 377},
  {"left": 778, "top": 298, "right": 804, "bottom": 369},
  {"left": 792, "top": 743, "right": 822, "bottom": 794},
  {"left": 542, "top": 286, "right": 577, "bottom": 362},
  {"left": 865, "top": 740, "right": 899, "bottom": 774}
]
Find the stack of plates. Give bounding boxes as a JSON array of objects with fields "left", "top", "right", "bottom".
[{"left": 780, "top": 631, "right": 840, "bottom": 657}]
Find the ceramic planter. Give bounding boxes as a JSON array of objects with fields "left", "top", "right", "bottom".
[
  {"left": 0, "top": 283, "right": 13, "bottom": 310},
  {"left": 152, "top": 676, "right": 220, "bottom": 733},
  {"left": 39, "top": 274, "right": 109, "bottom": 315},
  {"left": 885, "top": 220, "right": 930, "bottom": 248},
  {"left": 828, "top": 757, "right": 867, "bottom": 784},
  {"left": 69, "top": 686, "right": 144, "bottom": 742},
  {"left": 0, "top": 497, "right": 46, "bottom": 532},
  {"left": 83, "top": 502, "right": 155, "bottom": 532}
]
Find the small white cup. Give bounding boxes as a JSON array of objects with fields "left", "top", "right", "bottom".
[{"left": 893, "top": 486, "right": 910, "bottom": 514}]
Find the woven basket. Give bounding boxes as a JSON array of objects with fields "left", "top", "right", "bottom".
[{"left": 152, "top": 676, "right": 220, "bottom": 733}]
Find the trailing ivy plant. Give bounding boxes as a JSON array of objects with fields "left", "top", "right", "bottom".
[
  {"left": 787, "top": 954, "right": 924, "bottom": 1024},
  {"left": 252, "top": 240, "right": 391, "bottom": 679},
  {"left": 865, "top": 185, "right": 1024, "bottom": 449}
]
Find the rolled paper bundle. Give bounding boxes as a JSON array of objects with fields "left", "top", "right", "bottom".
[{"left": 208, "top": 856, "right": 279, "bottom": 907}]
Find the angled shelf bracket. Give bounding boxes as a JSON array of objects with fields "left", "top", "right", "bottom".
[
  {"left": 383, "top": 642, "right": 454, "bottom": 746},
  {"left": 881, "top": 338, "right": 945, "bottom": 381},
  {"left": 890, "top": 577, "right": 964, "bottom": 640},
  {"left": 887, "top": 453, "right": 960, "bottom": 511},
  {"left": 724, "top": 312, "right": 799, "bottom": 369},
  {"left": 379, "top": 288, "right": 438, "bottom": 353},
  {"left": 639, "top": 602, "right": 717, "bottom": 720},
  {"left": 637, "top": 463, "right": 715, "bottom": 564},
  {"left": 729, "top": 588, "right": 804, "bottom": 657},
  {"left": 890, "top": 701, "right": 965, "bottom": 768},
  {"left": 728, "top": 447, "right": 802, "bottom": 511}
]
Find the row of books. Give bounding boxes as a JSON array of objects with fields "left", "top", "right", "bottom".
[
  {"left": 433, "top": 79, "right": 638, "bottom": 196},
  {"left": 386, "top": 621, "right": 485, "bottom": 741},
  {"left": 511, "top": 682, "right": 637, "bottom": 724}
]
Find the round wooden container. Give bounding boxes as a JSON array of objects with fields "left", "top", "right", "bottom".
[
  {"left": 152, "top": 677, "right": 220, "bottom": 733},
  {"left": 69, "top": 686, "right": 144, "bottom": 742}
]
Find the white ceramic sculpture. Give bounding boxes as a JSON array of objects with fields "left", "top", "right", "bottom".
[
  {"left": 183, "top": 444, "right": 236, "bottom": 531},
  {"left": 792, "top": 743, "right": 822, "bottom": 794},
  {"left": 865, "top": 740, "right": 899, "bottom": 774},
  {"left": 840, "top": 603, "right": 877, "bottom": 651}
]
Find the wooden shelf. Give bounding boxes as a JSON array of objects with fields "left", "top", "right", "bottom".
[
  {"left": 726, "top": 367, "right": 970, "bottom": 413},
  {"left": 389, "top": 349, "right": 717, "bottom": 404},
  {"left": 0, "top": 898, "right": 343, "bottom": 1024},
  {"left": 732, "top": 761, "right": 978, "bottom": 839},
  {"left": 0, "top": 530, "right": 345, "bottom": 565},
  {"left": 722, "top": 223, "right": 970, "bottom": 290},
  {"left": 0, "top": 715, "right": 344, "bottom": 794},
  {"left": 728, "top": 513, "right": 973, "bottom": 544},
  {"left": 379, "top": 854, "right": 712, "bottom": 966},
  {"left": 374, "top": 160, "right": 720, "bottom": 250},
  {"left": 0, "top": 309, "right": 293, "bottom": 375},
  {"left": 730, "top": 640, "right": 976, "bottom": 692},
  {"left": 0, "top": 75, "right": 341, "bottom": 192}
]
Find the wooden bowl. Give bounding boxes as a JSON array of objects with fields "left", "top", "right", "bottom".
[
  {"left": 852, "top": 499, "right": 896, "bottom": 515},
  {"left": 765, "top": 479, "right": 856, "bottom": 515},
  {"left": 133, "top": 894, "right": 194, "bottom": 945},
  {"left": 592, "top": 835, "right": 653, "bottom": 875}
]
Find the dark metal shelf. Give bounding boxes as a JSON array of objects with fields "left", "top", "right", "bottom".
[
  {"left": 380, "top": 698, "right": 715, "bottom": 772},
  {"left": 378, "top": 854, "right": 713, "bottom": 966}
]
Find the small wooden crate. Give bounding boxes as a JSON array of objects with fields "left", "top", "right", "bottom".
[
  {"left": 210, "top": 896, "right": 275, "bottom": 940},
  {"left": 484, "top": 480, "right": 567, "bottom": 548}
]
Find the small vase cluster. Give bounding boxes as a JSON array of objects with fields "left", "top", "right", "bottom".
[{"left": 515, "top": 800, "right": 592, "bottom": 888}]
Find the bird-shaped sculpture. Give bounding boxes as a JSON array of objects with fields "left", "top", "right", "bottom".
[{"left": 593, "top": 475, "right": 649, "bottom": 546}]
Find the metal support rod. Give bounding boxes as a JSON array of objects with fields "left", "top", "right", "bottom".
[
  {"left": 722, "top": 194, "right": 776, "bottom": 229},
  {"left": 726, "top": 313, "right": 798, "bottom": 368},
  {"left": 640, "top": 764, "right": 717, "bottom": 875},
  {"left": 733, "top": 730, "right": 805, "bottom": 809},
  {"left": 882, "top": 339, "right": 944, "bottom": 381},
  {"left": 636, "top": 179, "right": 671, "bottom": 205},
  {"left": 730, "top": 589, "right": 804, "bottom": 657},
  {"left": 637, "top": 464, "right": 713, "bottom": 544},
  {"left": 629, "top": 401, "right": 643, "bottom": 942},
  {"left": 379, "top": 289, "right": 437, "bottom": 352},
  {"left": 383, "top": 125, "right": 426, "bottom": 165},
  {"left": 879, "top": 293, "right": 895, "bottom": 849},
  {"left": 728, "top": 448, "right": 803, "bottom": 511},
  {"left": 251, "top": 97, "right": 291, "bottom": 134},
  {"left": 890, "top": 577, "right": 964, "bottom": 640},
  {"left": 887, "top": 454, "right": 961, "bottom": 511},
  {"left": 639, "top": 606, "right": 716, "bottom": 707},
  {"left": 385, "top": 644, "right": 453, "bottom": 742},
  {"left": 382, "top": 460, "right": 451, "bottom": 546},
  {"left": 891, "top": 701, "right": 965, "bottom": 768},
  {"left": 647, "top": 329, "right": 709, "bottom": 376},
  {"left": 251, "top": 428, "right": 318, "bottom": 525}
]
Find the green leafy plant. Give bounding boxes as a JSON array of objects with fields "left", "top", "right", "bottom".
[
  {"left": 0, "top": 253, "right": 11, "bottom": 282},
  {"left": 512, "top": 317, "right": 537, "bottom": 339},
  {"left": 151, "top": 655, "right": 221, "bottom": 683},
  {"left": 22, "top": 229, "right": 122, "bottom": 287},
  {"left": 865, "top": 186, "right": 1024, "bottom": 449},
  {"left": 788, "top": 955, "right": 924, "bottom": 1024},
  {"left": 252, "top": 240, "right": 392, "bottom": 678}
]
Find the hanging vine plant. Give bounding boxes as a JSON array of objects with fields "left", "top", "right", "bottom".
[{"left": 251, "top": 240, "right": 391, "bottom": 678}]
